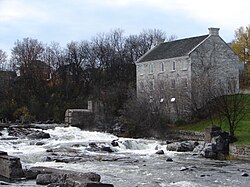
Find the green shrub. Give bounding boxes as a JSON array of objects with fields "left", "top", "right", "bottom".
[{"left": 13, "top": 106, "right": 32, "bottom": 123}]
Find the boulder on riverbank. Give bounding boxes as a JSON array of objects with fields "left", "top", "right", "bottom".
[
  {"left": 193, "top": 126, "right": 229, "bottom": 159},
  {"left": 25, "top": 166, "right": 114, "bottom": 187},
  {"left": 166, "top": 141, "right": 199, "bottom": 152},
  {"left": 166, "top": 126, "right": 230, "bottom": 160},
  {"left": 0, "top": 151, "right": 24, "bottom": 179}
]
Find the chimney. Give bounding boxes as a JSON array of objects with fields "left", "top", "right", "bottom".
[
  {"left": 153, "top": 38, "right": 165, "bottom": 46},
  {"left": 208, "top": 27, "right": 220, "bottom": 36}
]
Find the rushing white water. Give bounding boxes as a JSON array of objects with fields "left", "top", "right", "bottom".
[{"left": 1, "top": 126, "right": 250, "bottom": 187}]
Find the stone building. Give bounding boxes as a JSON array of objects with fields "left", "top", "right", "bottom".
[
  {"left": 135, "top": 28, "right": 239, "bottom": 119},
  {"left": 0, "top": 70, "right": 16, "bottom": 81},
  {"left": 19, "top": 60, "right": 51, "bottom": 80},
  {"left": 0, "top": 70, "right": 17, "bottom": 87}
]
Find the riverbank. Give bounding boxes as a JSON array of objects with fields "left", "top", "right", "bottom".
[
  {"left": 174, "top": 94, "right": 250, "bottom": 146},
  {"left": 172, "top": 127, "right": 250, "bottom": 161}
]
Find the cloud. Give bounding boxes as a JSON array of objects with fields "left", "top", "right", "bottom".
[
  {"left": 0, "top": 0, "right": 249, "bottom": 54},
  {"left": 174, "top": 0, "right": 250, "bottom": 28},
  {"left": 136, "top": 0, "right": 250, "bottom": 29},
  {"left": 91, "top": 0, "right": 250, "bottom": 30},
  {"left": 0, "top": 0, "right": 49, "bottom": 23}
]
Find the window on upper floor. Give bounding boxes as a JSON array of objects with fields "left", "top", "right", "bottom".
[
  {"left": 182, "top": 61, "right": 188, "bottom": 70},
  {"left": 138, "top": 64, "right": 144, "bottom": 75},
  {"left": 149, "top": 63, "right": 153, "bottom": 74},
  {"left": 161, "top": 62, "right": 164, "bottom": 72},
  {"left": 172, "top": 61, "right": 176, "bottom": 71}
]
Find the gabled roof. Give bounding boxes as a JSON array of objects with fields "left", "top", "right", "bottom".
[
  {"left": 0, "top": 70, "right": 17, "bottom": 80},
  {"left": 137, "top": 34, "right": 209, "bottom": 63}
]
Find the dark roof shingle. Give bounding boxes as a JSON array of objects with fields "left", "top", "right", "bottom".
[{"left": 137, "top": 35, "right": 209, "bottom": 63}]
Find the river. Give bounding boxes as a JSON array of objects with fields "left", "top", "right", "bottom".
[{"left": 0, "top": 125, "right": 249, "bottom": 187}]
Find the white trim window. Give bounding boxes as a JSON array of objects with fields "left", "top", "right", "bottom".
[
  {"left": 172, "top": 61, "right": 176, "bottom": 71},
  {"left": 149, "top": 63, "right": 154, "bottom": 74},
  {"left": 138, "top": 64, "right": 144, "bottom": 76},
  {"left": 182, "top": 61, "right": 188, "bottom": 70}
]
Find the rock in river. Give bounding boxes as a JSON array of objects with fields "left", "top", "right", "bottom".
[
  {"left": 28, "top": 166, "right": 114, "bottom": 187},
  {"left": 166, "top": 157, "right": 173, "bottom": 162},
  {"left": 241, "top": 172, "right": 249, "bottom": 177},
  {"left": 27, "top": 131, "right": 50, "bottom": 139},
  {"left": 155, "top": 150, "right": 164, "bottom": 154},
  {"left": 167, "top": 141, "right": 198, "bottom": 152}
]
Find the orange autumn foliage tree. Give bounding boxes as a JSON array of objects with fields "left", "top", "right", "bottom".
[{"left": 231, "top": 26, "right": 250, "bottom": 87}]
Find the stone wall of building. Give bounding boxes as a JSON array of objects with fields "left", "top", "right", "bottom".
[
  {"left": 229, "top": 144, "right": 250, "bottom": 161},
  {"left": 136, "top": 56, "right": 193, "bottom": 120},
  {"left": 190, "top": 33, "right": 239, "bottom": 108},
  {"left": 65, "top": 101, "right": 95, "bottom": 129},
  {"left": 65, "top": 109, "right": 95, "bottom": 129},
  {"left": 136, "top": 55, "right": 191, "bottom": 96}
]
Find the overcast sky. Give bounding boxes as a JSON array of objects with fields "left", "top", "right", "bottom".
[{"left": 1, "top": 0, "right": 250, "bottom": 55}]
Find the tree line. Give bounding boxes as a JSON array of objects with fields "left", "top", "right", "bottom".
[
  {"left": 0, "top": 26, "right": 248, "bottom": 140},
  {"left": 231, "top": 25, "right": 250, "bottom": 88},
  {"left": 0, "top": 29, "right": 171, "bottom": 123}
]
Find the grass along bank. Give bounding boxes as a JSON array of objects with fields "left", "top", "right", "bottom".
[{"left": 176, "top": 94, "right": 250, "bottom": 146}]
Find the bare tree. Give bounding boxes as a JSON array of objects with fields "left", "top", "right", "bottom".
[
  {"left": 189, "top": 41, "right": 239, "bottom": 119},
  {"left": 210, "top": 80, "right": 247, "bottom": 142},
  {"left": 43, "top": 42, "right": 65, "bottom": 72},
  {"left": 0, "top": 49, "right": 7, "bottom": 70},
  {"left": 190, "top": 40, "right": 243, "bottom": 142},
  {"left": 66, "top": 41, "right": 91, "bottom": 68},
  {"left": 121, "top": 77, "right": 191, "bottom": 136},
  {"left": 124, "top": 29, "right": 174, "bottom": 63},
  {"left": 11, "top": 37, "right": 45, "bottom": 76}
]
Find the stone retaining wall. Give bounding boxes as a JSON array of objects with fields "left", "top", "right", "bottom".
[
  {"left": 169, "top": 130, "right": 250, "bottom": 161},
  {"left": 166, "top": 130, "right": 205, "bottom": 141},
  {"left": 229, "top": 144, "right": 250, "bottom": 161}
]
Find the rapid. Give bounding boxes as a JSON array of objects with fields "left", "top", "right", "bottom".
[{"left": 0, "top": 125, "right": 249, "bottom": 187}]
